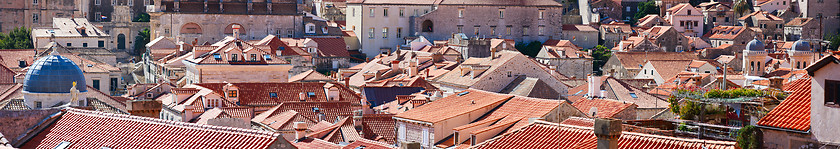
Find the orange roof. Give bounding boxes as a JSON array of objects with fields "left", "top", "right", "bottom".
[
  {"left": 394, "top": 89, "right": 512, "bottom": 123},
  {"left": 612, "top": 52, "right": 697, "bottom": 70},
  {"left": 342, "top": 138, "right": 397, "bottom": 149},
  {"left": 757, "top": 76, "right": 811, "bottom": 132},
  {"left": 472, "top": 121, "right": 737, "bottom": 149},
  {"left": 572, "top": 98, "right": 637, "bottom": 118},
  {"left": 704, "top": 26, "right": 748, "bottom": 40}
]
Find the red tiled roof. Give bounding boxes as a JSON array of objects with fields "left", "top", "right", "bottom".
[
  {"left": 471, "top": 121, "right": 737, "bottom": 149},
  {"left": 394, "top": 89, "right": 512, "bottom": 123},
  {"left": 0, "top": 49, "right": 36, "bottom": 72},
  {"left": 612, "top": 52, "right": 697, "bottom": 70},
  {"left": 294, "top": 138, "right": 342, "bottom": 148},
  {"left": 310, "top": 38, "right": 350, "bottom": 57},
  {"left": 704, "top": 26, "right": 748, "bottom": 40},
  {"left": 757, "top": 76, "right": 811, "bottom": 131},
  {"left": 361, "top": 114, "right": 397, "bottom": 144},
  {"left": 289, "top": 70, "right": 334, "bottom": 82},
  {"left": 268, "top": 102, "right": 352, "bottom": 125},
  {"left": 194, "top": 82, "right": 361, "bottom": 106},
  {"left": 342, "top": 138, "right": 397, "bottom": 149},
  {"left": 572, "top": 98, "right": 636, "bottom": 118},
  {"left": 23, "top": 108, "right": 281, "bottom": 149}
]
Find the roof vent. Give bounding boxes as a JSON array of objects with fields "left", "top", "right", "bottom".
[{"left": 471, "top": 100, "right": 475, "bottom": 104}]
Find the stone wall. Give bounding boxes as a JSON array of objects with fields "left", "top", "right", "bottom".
[
  {"left": 414, "top": 5, "right": 563, "bottom": 43},
  {"left": 151, "top": 13, "right": 303, "bottom": 45},
  {"left": 0, "top": 109, "right": 62, "bottom": 145}
]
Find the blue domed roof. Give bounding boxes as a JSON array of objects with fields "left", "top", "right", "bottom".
[
  {"left": 23, "top": 54, "right": 87, "bottom": 93},
  {"left": 746, "top": 38, "right": 764, "bottom": 51},
  {"left": 791, "top": 40, "right": 810, "bottom": 51}
]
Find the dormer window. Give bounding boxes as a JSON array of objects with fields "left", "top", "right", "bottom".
[
  {"left": 18, "top": 60, "right": 26, "bottom": 68},
  {"left": 250, "top": 54, "right": 257, "bottom": 61},
  {"left": 270, "top": 92, "right": 278, "bottom": 98},
  {"left": 264, "top": 54, "right": 272, "bottom": 60},
  {"left": 307, "top": 92, "right": 316, "bottom": 98},
  {"left": 146, "top": 93, "right": 153, "bottom": 98},
  {"left": 231, "top": 54, "right": 238, "bottom": 61},
  {"left": 228, "top": 90, "right": 238, "bottom": 98},
  {"left": 213, "top": 53, "right": 221, "bottom": 60}
]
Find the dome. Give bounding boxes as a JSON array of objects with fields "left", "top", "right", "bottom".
[
  {"left": 746, "top": 38, "right": 765, "bottom": 51},
  {"left": 791, "top": 40, "right": 810, "bottom": 51},
  {"left": 23, "top": 54, "right": 87, "bottom": 93}
]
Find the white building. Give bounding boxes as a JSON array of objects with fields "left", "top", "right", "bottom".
[
  {"left": 346, "top": 0, "right": 435, "bottom": 58},
  {"left": 32, "top": 18, "right": 110, "bottom": 49}
]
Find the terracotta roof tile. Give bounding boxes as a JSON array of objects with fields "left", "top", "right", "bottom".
[
  {"left": 612, "top": 52, "right": 697, "bottom": 70},
  {"left": 342, "top": 138, "right": 397, "bottom": 149},
  {"left": 23, "top": 108, "right": 281, "bottom": 149},
  {"left": 757, "top": 76, "right": 811, "bottom": 131},
  {"left": 471, "top": 121, "right": 737, "bottom": 149},
  {"left": 362, "top": 114, "right": 397, "bottom": 144},
  {"left": 310, "top": 38, "right": 350, "bottom": 57},
  {"left": 194, "top": 82, "right": 361, "bottom": 106},
  {"left": 289, "top": 70, "right": 333, "bottom": 82},
  {"left": 294, "top": 138, "right": 341, "bottom": 148},
  {"left": 395, "top": 89, "right": 512, "bottom": 123},
  {"left": 572, "top": 98, "right": 636, "bottom": 118}
]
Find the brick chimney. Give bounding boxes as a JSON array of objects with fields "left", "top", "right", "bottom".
[
  {"left": 594, "top": 118, "right": 622, "bottom": 149},
  {"left": 299, "top": 92, "right": 307, "bottom": 101},
  {"left": 587, "top": 74, "right": 603, "bottom": 98},
  {"left": 294, "top": 122, "right": 308, "bottom": 140}
]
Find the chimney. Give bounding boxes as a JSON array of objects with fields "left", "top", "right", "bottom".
[
  {"left": 391, "top": 60, "right": 401, "bottom": 72},
  {"left": 490, "top": 48, "right": 497, "bottom": 59},
  {"left": 409, "top": 60, "right": 418, "bottom": 76},
  {"left": 587, "top": 75, "right": 603, "bottom": 98},
  {"left": 299, "top": 92, "right": 307, "bottom": 101},
  {"left": 594, "top": 118, "right": 622, "bottom": 149},
  {"left": 692, "top": 74, "right": 703, "bottom": 86},
  {"left": 294, "top": 122, "right": 308, "bottom": 140},
  {"left": 344, "top": 77, "right": 350, "bottom": 87},
  {"left": 232, "top": 24, "right": 241, "bottom": 39},
  {"left": 769, "top": 76, "right": 783, "bottom": 89},
  {"left": 353, "top": 110, "right": 363, "bottom": 128}
]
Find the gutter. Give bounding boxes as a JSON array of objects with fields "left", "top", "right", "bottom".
[{"left": 755, "top": 125, "right": 811, "bottom": 134}]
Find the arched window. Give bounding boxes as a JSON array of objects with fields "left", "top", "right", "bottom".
[
  {"left": 750, "top": 61, "right": 755, "bottom": 71},
  {"left": 224, "top": 23, "right": 246, "bottom": 35},
  {"left": 117, "top": 34, "right": 126, "bottom": 50},
  {"left": 422, "top": 20, "right": 433, "bottom": 32},
  {"left": 180, "top": 23, "right": 202, "bottom": 34},
  {"left": 305, "top": 23, "right": 316, "bottom": 34}
]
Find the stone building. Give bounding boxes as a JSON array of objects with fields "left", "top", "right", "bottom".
[
  {"left": 561, "top": 24, "right": 599, "bottom": 49},
  {"left": 0, "top": 0, "right": 78, "bottom": 32},
  {"left": 738, "top": 11, "right": 785, "bottom": 40},
  {"left": 95, "top": 5, "right": 151, "bottom": 53},
  {"left": 535, "top": 40, "right": 593, "bottom": 78},
  {"left": 703, "top": 26, "right": 756, "bottom": 51},
  {"left": 345, "top": 0, "right": 436, "bottom": 58},
  {"left": 640, "top": 26, "right": 690, "bottom": 52},
  {"left": 599, "top": 22, "right": 633, "bottom": 48},
  {"left": 413, "top": 0, "right": 563, "bottom": 46},
  {"left": 603, "top": 52, "right": 698, "bottom": 79},
  {"left": 149, "top": 0, "right": 304, "bottom": 46},
  {"left": 697, "top": 2, "right": 736, "bottom": 31},
  {"left": 635, "top": 15, "right": 671, "bottom": 28},
  {"left": 784, "top": 17, "right": 821, "bottom": 41},
  {"left": 32, "top": 18, "right": 110, "bottom": 49},
  {"left": 795, "top": 0, "right": 840, "bottom": 36},
  {"left": 182, "top": 29, "right": 293, "bottom": 84}
]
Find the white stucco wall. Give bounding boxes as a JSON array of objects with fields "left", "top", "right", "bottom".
[{"left": 810, "top": 61, "right": 840, "bottom": 144}]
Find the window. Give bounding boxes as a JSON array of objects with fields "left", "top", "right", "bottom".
[
  {"left": 35, "top": 101, "right": 42, "bottom": 108},
  {"left": 626, "top": 6, "right": 631, "bottom": 12},
  {"left": 18, "top": 60, "right": 26, "bottom": 68},
  {"left": 506, "top": 26, "right": 512, "bottom": 35},
  {"left": 352, "top": 8, "right": 355, "bottom": 17},
  {"left": 66, "top": 43, "right": 71, "bottom": 47},
  {"left": 33, "top": 14, "right": 39, "bottom": 23},
  {"left": 213, "top": 53, "right": 221, "bottom": 59},
  {"left": 305, "top": 23, "right": 315, "bottom": 34},
  {"left": 128, "top": 0, "right": 132, "bottom": 6},
  {"left": 725, "top": 17, "right": 729, "bottom": 22},
  {"left": 459, "top": 8, "right": 465, "bottom": 18},
  {"left": 398, "top": 123, "right": 406, "bottom": 141},
  {"left": 538, "top": 26, "right": 545, "bottom": 36},
  {"left": 826, "top": 80, "right": 840, "bottom": 106},
  {"left": 382, "top": 27, "right": 388, "bottom": 38},
  {"left": 231, "top": 54, "right": 238, "bottom": 61},
  {"left": 93, "top": 79, "right": 100, "bottom": 90},
  {"left": 457, "top": 25, "right": 463, "bottom": 33},
  {"left": 369, "top": 28, "right": 375, "bottom": 38},
  {"left": 490, "top": 26, "right": 496, "bottom": 35},
  {"left": 383, "top": 8, "right": 389, "bottom": 17},
  {"left": 145, "top": 0, "right": 149, "bottom": 5},
  {"left": 687, "top": 10, "right": 691, "bottom": 15},
  {"left": 264, "top": 54, "right": 272, "bottom": 60},
  {"left": 83, "top": 43, "right": 88, "bottom": 47},
  {"left": 422, "top": 127, "right": 430, "bottom": 146},
  {"left": 369, "top": 8, "right": 375, "bottom": 17},
  {"left": 694, "top": 21, "right": 698, "bottom": 26},
  {"left": 680, "top": 21, "right": 684, "bottom": 26},
  {"left": 538, "top": 9, "right": 545, "bottom": 19},
  {"left": 110, "top": 78, "right": 118, "bottom": 92},
  {"left": 522, "top": 26, "right": 529, "bottom": 36},
  {"left": 33, "top": 0, "right": 38, "bottom": 4},
  {"left": 228, "top": 90, "right": 238, "bottom": 98},
  {"left": 499, "top": 8, "right": 505, "bottom": 18},
  {"left": 287, "top": 30, "right": 293, "bottom": 37},
  {"left": 474, "top": 26, "right": 480, "bottom": 36},
  {"left": 270, "top": 92, "right": 278, "bottom": 98},
  {"left": 712, "top": 17, "right": 716, "bottom": 22},
  {"left": 250, "top": 54, "right": 257, "bottom": 61},
  {"left": 98, "top": 41, "right": 104, "bottom": 47},
  {"left": 399, "top": 8, "right": 405, "bottom": 17},
  {"left": 396, "top": 28, "right": 402, "bottom": 38},
  {"left": 629, "top": 93, "right": 638, "bottom": 98}
]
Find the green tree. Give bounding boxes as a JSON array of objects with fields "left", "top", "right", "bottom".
[
  {"left": 826, "top": 34, "right": 840, "bottom": 51},
  {"left": 734, "top": 0, "right": 753, "bottom": 17},
  {"left": 631, "top": 1, "right": 659, "bottom": 25},
  {"left": 514, "top": 41, "right": 543, "bottom": 57},
  {"left": 0, "top": 27, "right": 34, "bottom": 49},
  {"left": 589, "top": 45, "right": 611, "bottom": 75},
  {"left": 132, "top": 13, "right": 150, "bottom": 22},
  {"left": 736, "top": 125, "right": 763, "bottom": 149},
  {"left": 133, "top": 28, "right": 151, "bottom": 56}
]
